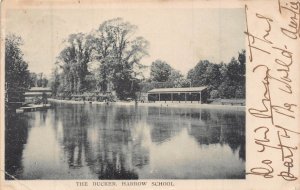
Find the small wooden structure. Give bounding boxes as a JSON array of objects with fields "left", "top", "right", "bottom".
[
  {"left": 16, "top": 104, "right": 51, "bottom": 113},
  {"left": 24, "top": 87, "right": 52, "bottom": 103}
]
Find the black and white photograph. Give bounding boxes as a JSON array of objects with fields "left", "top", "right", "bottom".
[{"left": 4, "top": 6, "right": 246, "bottom": 180}]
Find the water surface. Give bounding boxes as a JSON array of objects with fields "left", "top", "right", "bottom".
[{"left": 5, "top": 103, "right": 245, "bottom": 179}]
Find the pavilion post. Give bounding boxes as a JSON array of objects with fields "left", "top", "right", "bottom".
[
  {"left": 185, "top": 93, "right": 187, "bottom": 103},
  {"left": 171, "top": 93, "right": 173, "bottom": 103},
  {"left": 159, "top": 93, "right": 160, "bottom": 101},
  {"left": 199, "top": 92, "right": 202, "bottom": 104}
]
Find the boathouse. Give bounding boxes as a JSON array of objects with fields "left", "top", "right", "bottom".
[
  {"left": 24, "top": 87, "right": 52, "bottom": 103},
  {"left": 147, "top": 87, "right": 208, "bottom": 103}
]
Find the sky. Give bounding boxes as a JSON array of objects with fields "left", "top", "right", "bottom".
[{"left": 6, "top": 8, "right": 245, "bottom": 77}]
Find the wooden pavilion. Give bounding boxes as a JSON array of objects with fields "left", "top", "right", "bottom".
[{"left": 147, "top": 87, "right": 208, "bottom": 103}]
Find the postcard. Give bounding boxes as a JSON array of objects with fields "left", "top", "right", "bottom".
[{"left": 0, "top": 0, "right": 299, "bottom": 190}]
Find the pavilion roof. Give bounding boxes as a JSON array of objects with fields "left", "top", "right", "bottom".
[{"left": 148, "top": 86, "right": 207, "bottom": 93}]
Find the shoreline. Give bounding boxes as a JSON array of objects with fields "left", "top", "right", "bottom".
[{"left": 48, "top": 98, "right": 245, "bottom": 111}]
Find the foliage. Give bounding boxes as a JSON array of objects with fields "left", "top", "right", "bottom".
[
  {"left": 187, "top": 50, "right": 245, "bottom": 99},
  {"left": 139, "top": 81, "right": 174, "bottom": 93},
  {"left": 167, "top": 70, "right": 190, "bottom": 88},
  {"left": 147, "top": 60, "right": 190, "bottom": 91},
  {"left": 5, "top": 34, "right": 31, "bottom": 90},
  {"left": 210, "top": 90, "right": 219, "bottom": 99},
  {"left": 187, "top": 60, "right": 211, "bottom": 87},
  {"left": 57, "top": 33, "right": 93, "bottom": 94},
  {"left": 49, "top": 15, "right": 245, "bottom": 101},
  {"left": 30, "top": 72, "right": 48, "bottom": 87},
  {"left": 50, "top": 68, "right": 60, "bottom": 97},
  {"left": 5, "top": 34, "right": 31, "bottom": 103},
  {"left": 150, "top": 60, "right": 172, "bottom": 82},
  {"left": 53, "top": 18, "right": 149, "bottom": 100},
  {"left": 93, "top": 18, "right": 149, "bottom": 100}
]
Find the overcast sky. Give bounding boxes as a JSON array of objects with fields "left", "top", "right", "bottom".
[{"left": 6, "top": 8, "right": 245, "bottom": 77}]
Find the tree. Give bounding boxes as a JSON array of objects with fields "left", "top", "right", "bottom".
[
  {"left": 167, "top": 70, "right": 190, "bottom": 88},
  {"left": 5, "top": 34, "right": 31, "bottom": 102},
  {"left": 238, "top": 49, "right": 246, "bottom": 75},
  {"left": 150, "top": 60, "right": 172, "bottom": 82},
  {"left": 187, "top": 50, "right": 245, "bottom": 99},
  {"left": 29, "top": 72, "right": 49, "bottom": 88},
  {"left": 42, "top": 77, "right": 49, "bottom": 87},
  {"left": 50, "top": 67, "right": 60, "bottom": 97},
  {"left": 146, "top": 61, "right": 189, "bottom": 90},
  {"left": 58, "top": 33, "right": 93, "bottom": 94},
  {"left": 205, "top": 63, "right": 221, "bottom": 89},
  {"left": 36, "top": 73, "right": 43, "bottom": 87},
  {"left": 187, "top": 60, "right": 211, "bottom": 87},
  {"left": 29, "top": 72, "right": 38, "bottom": 87},
  {"left": 210, "top": 90, "right": 219, "bottom": 99},
  {"left": 53, "top": 18, "right": 149, "bottom": 99},
  {"left": 219, "top": 55, "right": 245, "bottom": 99},
  {"left": 92, "top": 18, "right": 149, "bottom": 99},
  {"left": 236, "top": 50, "right": 246, "bottom": 98},
  {"left": 187, "top": 60, "right": 222, "bottom": 96}
]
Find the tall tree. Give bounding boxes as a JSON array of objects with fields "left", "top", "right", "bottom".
[
  {"left": 5, "top": 34, "right": 31, "bottom": 102},
  {"left": 92, "top": 18, "right": 149, "bottom": 99},
  {"left": 58, "top": 33, "right": 93, "bottom": 94}
]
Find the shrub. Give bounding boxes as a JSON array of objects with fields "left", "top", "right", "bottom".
[{"left": 210, "top": 90, "right": 219, "bottom": 99}]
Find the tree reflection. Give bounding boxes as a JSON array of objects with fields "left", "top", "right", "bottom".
[
  {"left": 56, "top": 105, "right": 146, "bottom": 179},
  {"left": 187, "top": 109, "right": 245, "bottom": 161},
  {"left": 146, "top": 107, "right": 245, "bottom": 161},
  {"left": 85, "top": 106, "right": 142, "bottom": 179},
  {"left": 7, "top": 103, "right": 245, "bottom": 179},
  {"left": 5, "top": 112, "right": 29, "bottom": 179},
  {"left": 56, "top": 105, "right": 89, "bottom": 168}
]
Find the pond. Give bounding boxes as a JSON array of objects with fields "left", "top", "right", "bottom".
[{"left": 5, "top": 103, "right": 245, "bottom": 179}]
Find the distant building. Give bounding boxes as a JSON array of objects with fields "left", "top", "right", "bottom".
[
  {"left": 24, "top": 87, "right": 52, "bottom": 103},
  {"left": 147, "top": 87, "right": 208, "bottom": 103}
]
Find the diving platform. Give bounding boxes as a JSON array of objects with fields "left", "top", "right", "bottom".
[{"left": 16, "top": 104, "right": 51, "bottom": 113}]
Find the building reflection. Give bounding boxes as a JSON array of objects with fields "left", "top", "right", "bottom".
[{"left": 146, "top": 107, "right": 194, "bottom": 144}]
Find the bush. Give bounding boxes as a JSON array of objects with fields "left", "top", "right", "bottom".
[
  {"left": 210, "top": 90, "right": 219, "bottom": 99},
  {"left": 235, "top": 86, "right": 245, "bottom": 98}
]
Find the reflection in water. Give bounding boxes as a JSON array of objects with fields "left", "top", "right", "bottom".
[
  {"left": 5, "top": 112, "right": 29, "bottom": 179},
  {"left": 5, "top": 103, "right": 245, "bottom": 179}
]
